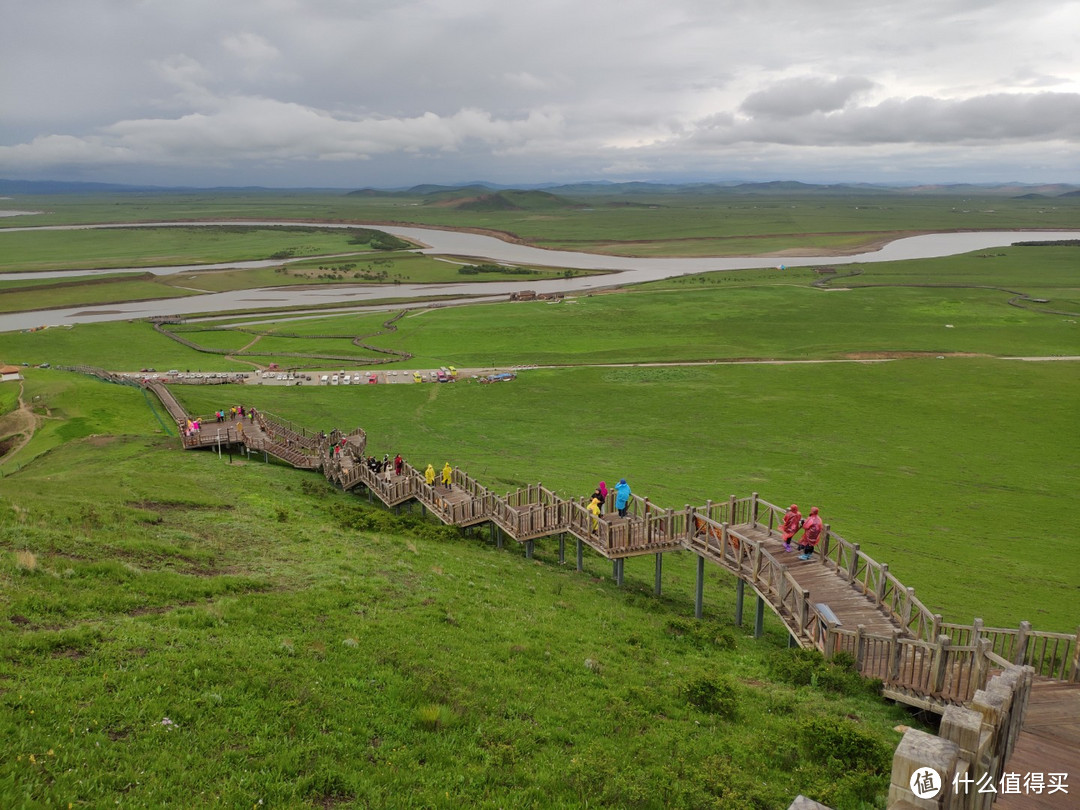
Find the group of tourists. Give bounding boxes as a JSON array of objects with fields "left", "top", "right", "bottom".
[
  {"left": 360, "top": 452, "right": 406, "bottom": 481},
  {"left": 586, "top": 478, "right": 634, "bottom": 530},
  {"left": 181, "top": 403, "right": 259, "bottom": 439},
  {"left": 581, "top": 479, "right": 824, "bottom": 562},
  {"left": 424, "top": 462, "right": 454, "bottom": 489},
  {"left": 780, "top": 504, "right": 824, "bottom": 560},
  {"left": 214, "top": 404, "right": 255, "bottom": 423}
]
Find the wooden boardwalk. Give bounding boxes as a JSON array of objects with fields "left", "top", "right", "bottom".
[
  {"left": 146, "top": 382, "right": 1079, "bottom": 806},
  {"left": 994, "top": 679, "right": 1080, "bottom": 810}
]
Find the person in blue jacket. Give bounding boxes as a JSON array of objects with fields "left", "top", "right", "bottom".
[{"left": 614, "top": 478, "right": 632, "bottom": 518}]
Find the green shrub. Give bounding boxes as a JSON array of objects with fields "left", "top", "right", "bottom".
[
  {"left": 665, "top": 617, "right": 737, "bottom": 651},
  {"left": 684, "top": 674, "right": 738, "bottom": 719},
  {"left": 770, "top": 648, "right": 879, "bottom": 696},
  {"left": 797, "top": 715, "right": 891, "bottom": 773}
]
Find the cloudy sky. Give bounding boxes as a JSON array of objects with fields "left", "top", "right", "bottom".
[{"left": 2, "top": 0, "right": 1079, "bottom": 188}]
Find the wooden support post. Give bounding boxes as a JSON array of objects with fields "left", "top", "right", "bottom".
[
  {"left": 1015, "top": 620, "right": 1031, "bottom": 665},
  {"left": 721, "top": 522, "right": 730, "bottom": 558},
  {"left": 875, "top": 563, "right": 888, "bottom": 606},
  {"left": 855, "top": 624, "right": 866, "bottom": 671},
  {"left": 576, "top": 538, "right": 583, "bottom": 572},
  {"left": 618, "top": 558, "right": 624, "bottom": 586},
  {"left": 497, "top": 527, "right": 503, "bottom": 549},
  {"left": 901, "top": 587, "right": 915, "bottom": 630},
  {"left": 735, "top": 579, "right": 745, "bottom": 627},
  {"left": 888, "top": 629, "right": 902, "bottom": 682},
  {"left": 788, "top": 633, "right": 797, "bottom": 648},
  {"left": 820, "top": 525, "right": 831, "bottom": 562},
  {"left": 558, "top": 534, "right": 565, "bottom": 565},
  {"left": 705, "top": 498, "right": 713, "bottom": 523},
  {"left": 846, "top": 540, "right": 858, "bottom": 582},
  {"left": 1070, "top": 625, "right": 1080, "bottom": 682},
  {"left": 798, "top": 590, "right": 810, "bottom": 637},
  {"left": 972, "top": 638, "right": 992, "bottom": 693},
  {"left": 695, "top": 555, "right": 705, "bottom": 619},
  {"left": 654, "top": 553, "right": 662, "bottom": 597},
  {"left": 728, "top": 494, "right": 737, "bottom": 524},
  {"left": 751, "top": 491, "right": 759, "bottom": 528},
  {"left": 931, "top": 613, "right": 942, "bottom": 640},
  {"left": 754, "top": 595, "right": 765, "bottom": 638},
  {"left": 930, "top": 635, "right": 952, "bottom": 694},
  {"left": 526, "top": 540, "right": 533, "bottom": 560}
]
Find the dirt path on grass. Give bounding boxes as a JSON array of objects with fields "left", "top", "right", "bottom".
[{"left": 0, "top": 381, "right": 43, "bottom": 463}]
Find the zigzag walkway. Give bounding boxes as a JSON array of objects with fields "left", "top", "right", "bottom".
[
  {"left": 150, "top": 385, "right": 1078, "bottom": 717},
  {"left": 146, "top": 383, "right": 1080, "bottom": 807}
]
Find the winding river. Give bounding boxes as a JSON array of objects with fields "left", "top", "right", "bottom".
[{"left": 1, "top": 221, "right": 1077, "bottom": 332}]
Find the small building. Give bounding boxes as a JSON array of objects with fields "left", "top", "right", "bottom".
[{"left": 1, "top": 364, "right": 24, "bottom": 382}]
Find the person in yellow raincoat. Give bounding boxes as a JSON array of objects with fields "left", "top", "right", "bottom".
[
  {"left": 587, "top": 496, "right": 601, "bottom": 533},
  {"left": 424, "top": 464, "right": 435, "bottom": 486},
  {"left": 441, "top": 462, "right": 453, "bottom": 489}
]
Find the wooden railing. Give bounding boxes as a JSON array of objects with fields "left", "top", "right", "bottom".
[
  {"left": 941, "top": 618, "right": 1080, "bottom": 680},
  {"left": 143, "top": 381, "right": 1077, "bottom": 693},
  {"left": 490, "top": 484, "right": 567, "bottom": 541}
]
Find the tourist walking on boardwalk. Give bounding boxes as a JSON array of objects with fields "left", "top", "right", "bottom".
[
  {"left": 425, "top": 463, "right": 436, "bottom": 486},
  {"left": 442, "top": 462, "right": 453, "bottom": 489},
  {"left": 781, "top": 504, "right": 803, "bottom": 552},
  {"left": 394, "top": 453, "right": 403, "bottom": 476},
  {"left": 614, "top": 478, "right": 632, "bottom": 518},
  {"left": 797, "top": 507, "right": 824, "bottom": 560}
]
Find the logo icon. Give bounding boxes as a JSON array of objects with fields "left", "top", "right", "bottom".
[{"left": 911, "top": 767, "right": 942, "bottom": 799}]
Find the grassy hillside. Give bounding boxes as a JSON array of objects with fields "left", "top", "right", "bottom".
[
  {"left": 0, "top": 376, "right": 913, "bottom": 809},
  {"left": 170, "top": 357, "right": 1079, "bottom": 633}
]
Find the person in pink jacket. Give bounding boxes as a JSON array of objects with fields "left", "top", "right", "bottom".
[
  {"left": 780, "top": 504, "right": 803, "bottom": 552},
  {"left": 798, "top": 507, "right": 824, "bottom": 560}
]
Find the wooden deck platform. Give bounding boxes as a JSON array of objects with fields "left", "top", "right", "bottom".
[
  {"left": 995, "top": 679, "right": 1080, "bottom": 809},
  {"left": 739, "top": 524, "right": 906, "bottom": 637}
]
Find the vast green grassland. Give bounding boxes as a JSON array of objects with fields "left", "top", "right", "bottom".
[
  {"left": 4, "top": 190, "right": 1078, "bottom": 254},
  {"left": 0, "top": 375, "right": 912, "bottom": 809},
  {"left": 0, "top": 226, "right": 391, "bottom": 274},
  {"left": 0, "top": 189, "right": 1076, "bottom": 809},
  {"left": 169, "top": 357, "right": 1079, "bottom": 633}
]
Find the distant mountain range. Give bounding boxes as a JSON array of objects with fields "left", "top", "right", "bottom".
[{"left": 3, "top": 177, "right": 1079, "bottom": 198}]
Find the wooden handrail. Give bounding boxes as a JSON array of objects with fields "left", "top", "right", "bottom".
[{"left": 140, "top": 376, "right": 1077, "bottom": 689}]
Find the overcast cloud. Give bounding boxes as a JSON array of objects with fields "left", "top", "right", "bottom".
[{"left": 1, "top": 0, "right": 1078, "bottom": 187}]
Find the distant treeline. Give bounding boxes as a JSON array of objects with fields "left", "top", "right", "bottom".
[
  {"left": 458, "top": 263, "right": 537, "bottom": 276},
  {"left": 1014, "top": 239, "right": 1080, "bottom": 247}
]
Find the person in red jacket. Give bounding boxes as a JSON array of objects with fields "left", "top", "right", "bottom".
[
  {"left": 798, "top": 507, "right": 823, "bottom": 560},
  {"left": 780, "top": 504, "right": 803, "bottom": 552}
]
